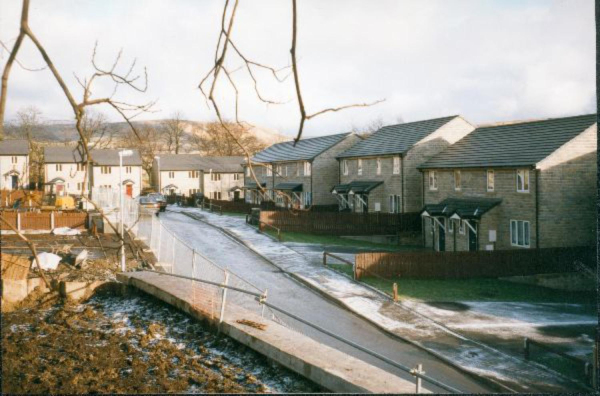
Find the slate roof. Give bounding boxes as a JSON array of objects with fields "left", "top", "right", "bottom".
[
  {"left": 0, "top": 139, "right": 29, "bottom": 155},
  {"left": 252, "top": 133, "right": 351, "bottom": 163},
  {"left": 44, "top": 147, "right": 142, "bottom": 165},
  {"left": 421, "top": 197, "right": 502, "bottom": 219},
  {"left": 331, "top": 180, "right": 383, "bottom": 194},
  {"left": 274, "top": 183, "right": 303, "bottom": 192},
  {"left": 419, "top": 114, "right": 597, "bottom": 169},
  {"left": 243, "top": 181, "right": 266, "bottom": 189},
  {"left": 337, "top": 116, "right": 459, "bottom": 159},
  {"left": 157, "top": 154, "right": 244, "bottom": 172}
]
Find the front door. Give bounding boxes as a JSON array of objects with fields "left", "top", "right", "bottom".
[
  {"left": 126, "top": 184, "right": 133, "bottom": 197},
  {"left": 11, "top": 175, "right": 18, "bottom": 189},
  {"left": 468, "top": 222, "right": 478, "bottom": 251},
  {"left": 438, "top": 219, "right": 446, "bottom": 251},
  {"left": 55, "top": 184, "right": 64, "bottom": 195},
  {"left": 234, "top": 191, "right": 240, "bottom": 201}
]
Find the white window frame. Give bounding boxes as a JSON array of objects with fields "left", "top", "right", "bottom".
[
  {"left": 388, "top": 194, "right": 401, "bottom": 213},
  {"left": 276, "top": 164, "right": 282, "bottom": 176},
  {"left": 234, "top": 173, "right": 241, "bottom": 181},
  {"left": 516, "top": 169, "right": 530, "bottom": 193},
  {"left": 246, "top": 167, "right": 250, "bottom": 177},
  {"left": 448, "top": 219, "right": 454, "bottom": 233},
  {"left": 357, "top": 159, "right": 363, "bottom": 176},
  {"left": 376, "top": 158, "right": 382, "bottom": 175},
  {"left": 266, "top": 164, "right": 273, "bottom": 177},
  {"left": 393, "top": 156, "right": 400, "bottom": 175},
  {"left": 168, "top": 171, "right": 174, "bottom": 179},
  {"left": 11, "top": 156, "right": 17, "bottom": 164},
  {"left": 343, "top": 160, "right": 349, "bottom": 176},
  {"left": 126, "top": 166, "right": 132, "bottom": 174},
  {"left": 510, "top": 220, "right": 530, "bottom": 248},
  {"left": 428, "top": 171, "right": 437, "bottom": 190},
  {"left": 304, "top": 161, "right": 311, "bottom": 176},
  {"left": 56, "top": 164, "right": 62, "bottom": 171},
  {"left": 487, "top": 170, "right": 494, "bottom": 192},
  {"left": 459, "top": 220, "right": 465, "bottom": 235},
  {"left": 454, "top": 170, "right": 461, "bottom": 191}
]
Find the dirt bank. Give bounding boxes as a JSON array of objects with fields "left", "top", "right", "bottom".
[{"left": 2, "top": 288, "right": 322, "bottom": 394}]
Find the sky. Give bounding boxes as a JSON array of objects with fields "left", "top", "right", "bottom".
[{"left": 0, "top": 0, "right": 595, "bottom": 138}]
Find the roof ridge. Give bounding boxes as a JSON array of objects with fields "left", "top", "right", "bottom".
[
  {"left": 379, "top": 115, "right": 458, "bottom": 130},
  {"left": 476, "top": 113, "right": 596, "bottom": 129}
]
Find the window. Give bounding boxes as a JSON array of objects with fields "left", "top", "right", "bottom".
[
  {"left": 189, "top": 188, "right": 200, "bottom": 195},
  {"left": 168, "top": 171, "right": 175, "bottom": 178},
  {"left": 301, "top": 192, "right": 312, "bottom": 207},
  {"left": 11, "top": 156, "right": 17, "bottom": 164},
  {"left": 211, "top": 191, "right": 222, "bottom": 200},
  {"left": 304, "top": 161, "right": 311, "bottom": 176},
  {"left": 448, "top": 219, "right": 454, "bottom": 233},
  {"left": 56, "top": 164, "right": 62, "bottom": 171},
  {"left": 388, "top": 195, "right": 401, "bottom": 213},
  {"left": 296, "top": 163, "right": 300, "bottom": 177},
  {"left": 357, "top": 159, "right": 363, "bottom": 175},
  {"left": 487, "top": 170, "right": 494, "bottom": 192},
  {"left": 376, "top": 158, "right": 382, "bottom": 175},
  {"left": 76, "top": 163, "right": 85, "bottom": 172},
  {"left": 276, "top": 165, "right": 282, "bottom": 176},
  {"left": 516, "top": 169, "right": 529, "bottom": 192},
  {"left": 454, "top": 170, "right": 461, "bottom": 191},
  {"left": 266, "top": 164, "right": 273, "bottom": 176},
  {"left": 211, "top": 173, "right": 221, "bottom": 181},
  {"left": 284, "top": 166, "right": 288, "bottom": 176},
  {"left": 188, "top": 170, "right": 199, "bottom": 178},
  {"left": 101, "top": 166, "right": 111, "bottom": 174},
  {"left": 393, "top": 156, "right": 400, "bottom": 175},
  {"left": 459, "top": 220, "right": 465, "bottom": 234},
  {"left": 77, "top": 182, "right": 82, "bottom": 191},
  {"left": 234, "top": 173, "right": 241, "bottom": 181},
  {"left": 428, "top": 171, "right": 437, "bottom": 190},
  {"left": 343, "top": 160, "right": 349, "bottom": 176},
  {"left": 246, "top": 167, "right": 250, "bottom": 176},
  {"left": 510, "top": 220, "right": 530, "bottom": 247}
]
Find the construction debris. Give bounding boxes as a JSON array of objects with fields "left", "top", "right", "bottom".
[
  {"left": 35, "top": 252, "right": 62, "bottom": 271},
  {"left": 52, "top": 227, "right": 81, "bottom": 236},
  {"left": 236, "top": 319, "right": 267, "bottom": 330}
]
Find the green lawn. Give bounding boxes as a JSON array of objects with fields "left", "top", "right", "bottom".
[
  {"left": 259, "top": 228, "right": 424, "bottom": 251},
  {"left": 328, "top": 264, "right": 596, "bottom": 304}
]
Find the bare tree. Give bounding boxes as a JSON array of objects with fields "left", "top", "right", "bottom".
[
  {"left": 120, "top": 124, "right": 161, "bottom": 180},
  {"left": 190, "top": 121, "right": 266, "bottom": 156},
  {"left": 5, "top": 106, "right": 43, "bottom": 187},
  {"left": 80, "top": 111, "right": 114, "bottom": 150},
  {"left": 160, "top": 112, "right": 186, "bottom": 154}
]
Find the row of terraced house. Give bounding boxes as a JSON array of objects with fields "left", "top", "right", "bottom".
[{"left": 244, "top": 113, "right": 597, "bottom": 252}]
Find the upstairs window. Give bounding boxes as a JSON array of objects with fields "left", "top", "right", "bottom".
[
  {"left": 188, "top": 170, "right": 199, "bottom": 178},
  {"left": 276, "top": 165, "right": 282, "bottom": 176},
  {"left": 56, "top": 164, "right": 63, "bottom": 171},
  {"left": 376, "top": 158, "right": 382, "bottom": 175},
  {"left": 11, "top": 156, "right": 18, "bottom": 164},
  {"left": 168, "top": 171, "right": 175, "bottom": 178},
  {"left": 487, "top": 170, "right": 494, "bottom": 192},
  {"left": 296, "top": 163, "right": 300, "bottom": 177},
  {"left": 211, "top": 173, "right": 221, "bottom": 181},
  {"left": 76, "top": 163, "right": 85, "bottom": 172},
  {"left": 126, "top": 166, "right": 132, "bottom": 174},
  {"left": 234, "top": 173, "right": 241, "bottom": 181},
  {"left": 101, "top": 166, "right": 111, "bottom": 174},
  {"left": 428, "top": 171, "right": 437, "bottom": 190},
  {"left": 246, "top": 167, "right": 250, "bottom": 177},
  {"left": 454, "top": 170, "right": 461, "bottom": 191},
  {"left": 357, "top": 159, "right": 363, "bottom": 176},
  {"left": 516, "top": 169, "right": 530, "bottom": 192},
  {"left": 343, "top": 160, "right": 349, "bottom": 176},
  {"left": 266, "top": 164, "right": 273, "bottom": 177},
  {"left": 393, "top": 156, "right": 400, "bottom": 175},
  {"left": 304, "top": 161, "right": 311, "bottom": 176}
]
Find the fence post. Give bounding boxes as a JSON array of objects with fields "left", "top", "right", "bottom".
[
  {"left": 593, "top": 342, "right": 598, "bottom": 390},
  {"left": 524, "top": 338, "right": 530, "bottom": 360},
  {"left": 50, "top": 211, "right": 55, "bottom": 230},
  {"left": 171, "top": 235, "right": 175, "bottom": 274},
  {"left": 323, "top": 252, "right": 327, "bottom": 266},
  {"left": 393, "top": 282, "right": 398, "bottom": 302},
  {"left": 219, "top": 271, "right": 230, "bottom": 331},
  {"left": 411, "top": 363, "right": 423, "bottom": 393},
  {"left": 191, "top": 249, "right": 196, "bottom": 278},
  {"left": 16, "top": 212, "right": 21, "bottom": 231}
]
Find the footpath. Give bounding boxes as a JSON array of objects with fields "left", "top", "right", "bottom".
[{"left": 168, "top": 206, "right": 589, "bottom": 393}]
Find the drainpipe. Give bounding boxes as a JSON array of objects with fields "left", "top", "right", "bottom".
[
  {"left": 422, "top": 171, "right": 426, "bottom": 247},
  {"left": 310, "top": 160, "right": 313, "bottom": 207},
  {"left": 535, "top": 168, "right": 540, "bottom": 249},
  {"left": 401, "top": 155, "right": 405, "bottom": 213}
]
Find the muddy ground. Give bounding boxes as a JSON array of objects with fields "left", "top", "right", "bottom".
[{"left": 2, "top": 287, "right": 323, "bottom": 394}]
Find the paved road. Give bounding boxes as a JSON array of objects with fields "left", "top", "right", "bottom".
[{"left": 159, "top": 211, "right": 493, "bottom": 393}]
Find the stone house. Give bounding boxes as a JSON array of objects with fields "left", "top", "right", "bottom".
[
  {"left": 419, "top": 114, "right": 597, "bottom": 251},
  {"left": 152, "top": 154, "right": 244, "bottom": 201},
  {"left": 334, "top": 116, "right": 474, "bottom": 213},
  {"left": 0, "top": 139, "right": 29, "bottom": 190},
  {"left": 44, "top": 147, "right": 143, "bottom": 198},
  {"left": 244, "top": 133, "right": 360, "bottom": 208}
]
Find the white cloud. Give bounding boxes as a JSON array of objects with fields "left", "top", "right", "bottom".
[{"left": 0, "top": 0, "right": 595, "bottom": 137}]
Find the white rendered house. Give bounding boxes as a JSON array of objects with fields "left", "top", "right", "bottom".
[{"left": 0, "top": 139, "right": 29, "bottom": 190}]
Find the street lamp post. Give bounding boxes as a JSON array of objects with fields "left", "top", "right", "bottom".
[
  {"left": 119, "top": 149, "right": 133, "bottom": 272},
  {"left": 154, "top": 156, "right": 161, "bottom": 193}
]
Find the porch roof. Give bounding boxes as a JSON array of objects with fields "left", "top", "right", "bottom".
[
  {"left": 48, "top": 177, "right": 66, "bottom": 184},
  {"left": 243, "top": 181, "right": 266, "bottom": 189},
  {"left": 421, "top": 197, "right": 502, "bottom": 219},
  {"left": 332, "top": 180, "right": 383, "bottom": 194},
  {"left": 274, "top": 183, "right": 303, "bottom": 192}
]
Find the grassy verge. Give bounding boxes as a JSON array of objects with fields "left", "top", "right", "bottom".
[
  {"left": 328, "top": 264, "right": 596, "bottom": 304},
  {"left": 259, "top": 228, "right": 423, "bottom": 251}
]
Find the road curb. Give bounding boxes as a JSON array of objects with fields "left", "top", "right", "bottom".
[{"left": 174, "top": 209, "right": 517, "bottom": 393}]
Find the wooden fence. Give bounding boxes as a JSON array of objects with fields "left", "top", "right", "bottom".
[
  {"left": 0, "top": 211, "right": 87, "bottom": 231},
  {"left": 207, "top": 199, "right": 258, "bottom": 214},
  {"left": 1, "top": 190, "right": 44, "bottom": 208},
  {"left": 259, "top": 210, "right": 422, "bottom": 235},
  {"left": 355, "top": 246, "right": 595, "bottom": 280}
]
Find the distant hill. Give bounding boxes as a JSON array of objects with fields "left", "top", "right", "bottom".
[{"left": 18, "top": 120, "right": 289, "bottom": 148}]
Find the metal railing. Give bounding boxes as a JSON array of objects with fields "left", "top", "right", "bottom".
[
  {"left": 201, "top": 200, "right": 223, "bottom": 215},
  {"left": 124, "top": 207, "right": 462, "bottom": 393}
]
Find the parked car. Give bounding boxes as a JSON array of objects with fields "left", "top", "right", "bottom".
[
  {"left": 147, "top": 193, "right": 167, "bottom": 212},
  {"left": 138, "top": 196, "right": 160, "bottom": 210}
]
